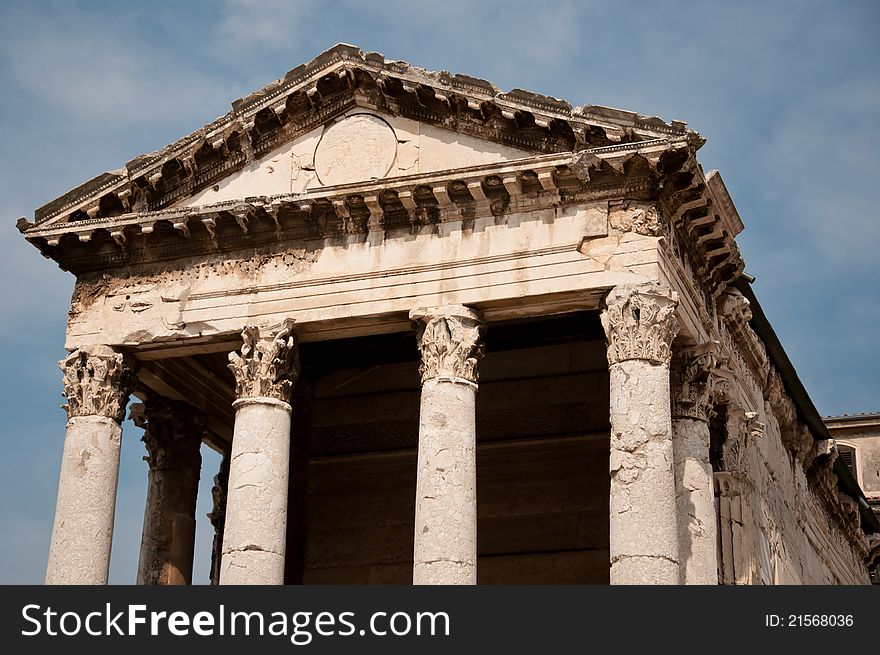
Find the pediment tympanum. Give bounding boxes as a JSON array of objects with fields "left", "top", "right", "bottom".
[{"left": 176, "top": 109, "right": 536, "bottom": 208}]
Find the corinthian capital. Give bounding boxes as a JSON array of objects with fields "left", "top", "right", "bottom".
[
  {"left": 671, "top": 342, "right": 721, "bottom": 421},
  {"left": 601, "top": 282, "right": 680, "bottom": 365},
  {"left": 59, "top": 347, "right": 134, "bottom": 422},
  {"left": 129, "top": 397, "right": 204, "bottom": 471},
  {"left": 228, "top": 319, "right": 299, "bottom": 403},
  {"left": 410, "top": 305, "right": 486, "bottom": 384}
]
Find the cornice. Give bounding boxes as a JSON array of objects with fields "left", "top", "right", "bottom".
[{"left": 22, "top": 138, "right": 744, "bottom": 296}]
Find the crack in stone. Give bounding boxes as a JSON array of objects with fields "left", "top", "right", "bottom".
[{"left": 611, "top": 554, "right": 679, "bottom": 566}]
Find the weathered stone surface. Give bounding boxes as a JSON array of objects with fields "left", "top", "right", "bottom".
[
  {"left": 221, "top": 321, "right": 299, "bottom": 585},
  {"left": 671, "top": 342, "right": 721, "bottom": 584},
  {"left": 411, "top": 305, "right": 484, "bottom": 585},
  {"left": 47, "top": 346, "right": 134, "bottom": 585},
  {"left": 45, "top": 416, "right": 122, "bottom": 585},
  {"left": 673, "top": 417, "right": 719, "bottom": 584},
  {"left": 603, "top": 283, "right": 680, "bottom": 585},
  {"left": 60, "top": 347, "right": 134, "bottom": 422},
  {"left": 410, "top": 305, "right": 485, "bottom": 384},
  {"left": 413, "top": 380, "right": 478, "bottom": 585},
  {"left": 228, "top": 319, "right": 299, "bottom": 402},
  {"left": 131, "top": 398, "right": 203, "bottom": 585},
  {"left": 23, "top": 46, "right": 877, "bottom": 588},
  {"left": 601, "top": 282, "right": 679, "bottom": 366},
  {"left": 314, "top": 114, "right": 398, "bottom": 186},
  {"left": 220, "top": 398, "right": 292, "bottom": 585},
  {"left": 607, "top": 361, "right": 679, "bottom": 584},
  {"left": 671, "top": 342, "right": 719, "bottom": 423}
]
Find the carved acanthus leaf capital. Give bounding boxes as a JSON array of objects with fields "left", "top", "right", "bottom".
[
  {"left": 228, "top": 319, "right": 300, "bottom": 403},
  {"left": 59, "top": 348, "right": 134, "bottom": 422},
  {"left": 765, "top": 367, "right": 797, "bottom": 432},
  {"left": 410, "top": 305, "right": 486, "bottom": 384},
  {"left": 601, "top": 282, "right": 680, "bottom": 365},
  {"left": 671, "top": 341, "right": 722, "bottom": 421},
  {"left": 129, "top": 397, "right": 204, "bottom": 471},
  {"left": 719, "top": 288, "right": 752, "bottom": 324},
  {"left": 719, "top": 406, "right": 764, "bottom": 474}
]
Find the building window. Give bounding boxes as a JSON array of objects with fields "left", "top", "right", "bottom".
[{"left": 836, "top": 443, "right": 859, "bottom": 484}]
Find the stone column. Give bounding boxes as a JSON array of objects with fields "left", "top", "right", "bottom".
[
  {"left": 410, "top": 305, "right": 486, "bottom": 585},
  {"left": 220, "top": 320, "right": 298, "bottom": 585},
  {"left": 671, "top": 343, "right": 721, "bottom": 585},
  {"left": 208, "top": 452, "right": 230, "bottom": 586},
  {"left": 131, "top": 397, "right": 203, "bottom": 585},
  {"left": 601, "top": 282, "right": 681, "bottom": 585},
  {"left": 46, "top": 347, "right": 134, "bottom": 585}
]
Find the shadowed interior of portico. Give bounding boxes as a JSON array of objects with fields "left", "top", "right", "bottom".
[{"left": 136, "top": 311, "right": 612, "bottom": 585}]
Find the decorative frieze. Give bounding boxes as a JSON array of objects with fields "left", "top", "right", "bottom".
[
  {"left": 227, "top": 319, "right": 299, "bottom": 403},
  {"left": 718, "top": 288, "right": 770, "bottom": 397},
  {"left": 24, "top": 44, "right": 694, "bottom": 236},
  {"left": 410, "top": 305, "right": 485, "bottom": 384},
  {"left": 601, "top": 282, "right": 680, "bottom": 366},
  {"left": 59, "top": 348, "right": 134, "bottom": 422},
  {"left": 609, "top": 201, "right": 664, "bottom": 237}
]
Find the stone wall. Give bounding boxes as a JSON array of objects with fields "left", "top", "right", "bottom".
[{"left": 714, "top": 291, "right": 870, "bottom": 584}]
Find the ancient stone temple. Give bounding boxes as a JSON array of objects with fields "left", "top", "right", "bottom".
[{"left": 19, "top": 45, "right": 880, "bottom": 585}]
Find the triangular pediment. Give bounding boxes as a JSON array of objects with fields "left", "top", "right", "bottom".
[
  {"left": 23, "top": 43, "right": 696, "bottom": 231},
  {"left": 176, "top": 108, "right": 537, "bottom": 209}
]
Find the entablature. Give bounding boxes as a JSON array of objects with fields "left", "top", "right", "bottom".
[{"left": 22, "top": 140, "right": 675, "bottom": 273}]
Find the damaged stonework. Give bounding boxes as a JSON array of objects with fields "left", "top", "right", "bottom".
[
  {"left": 220, "top": 322, "right": 299, "bottom": 585},
  {"left": 46, "top": 347, "right": 135, "bottom": 585},
  {"left": 602, "top": 283, "right": 681, "bottom": 584},
  {"left": 410, "top": 306, "right": 485, "bottom": 585},
  {"left": 706, "top": 291, "right": 873, "bottom": 584},
  {"left": 131, "top": 397, "right": 204, "bottom": 585},
  {"left": 671, "top": 342, "right": 722, "bottom": 584},
  {"left": 228, "top": 319, "right": 299, "bottom": 401},
  {"left": 652, "top": 184, "right": 874, "bottom": 585},
  {"left": 608, "top": 201, "right": 664, "bottom": 238}
]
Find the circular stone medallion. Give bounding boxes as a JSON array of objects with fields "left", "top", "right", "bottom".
[{"left": 314, "top": 113, "right": 398, "bottom": 186}]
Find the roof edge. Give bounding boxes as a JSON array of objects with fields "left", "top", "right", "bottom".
[{"left": 734, "top": 276, "right": 880, "bottom": 534}]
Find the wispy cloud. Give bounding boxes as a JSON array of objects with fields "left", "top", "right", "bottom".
[
  {"left": 216, "top": 0, "right": 317, "bottom": 56},
  {"left": 753, "top": 80, "right": 880, "bottom": 264},
  {"left": 0, "top": 4, "right": 232, "bottom": 126},
  {"left": 342, "top": 0, "right": 581, "bottom": 90}
]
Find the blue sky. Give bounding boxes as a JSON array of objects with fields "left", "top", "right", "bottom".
[{"left": 0, "top": 0, "right": 877, "bottom": 584}]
